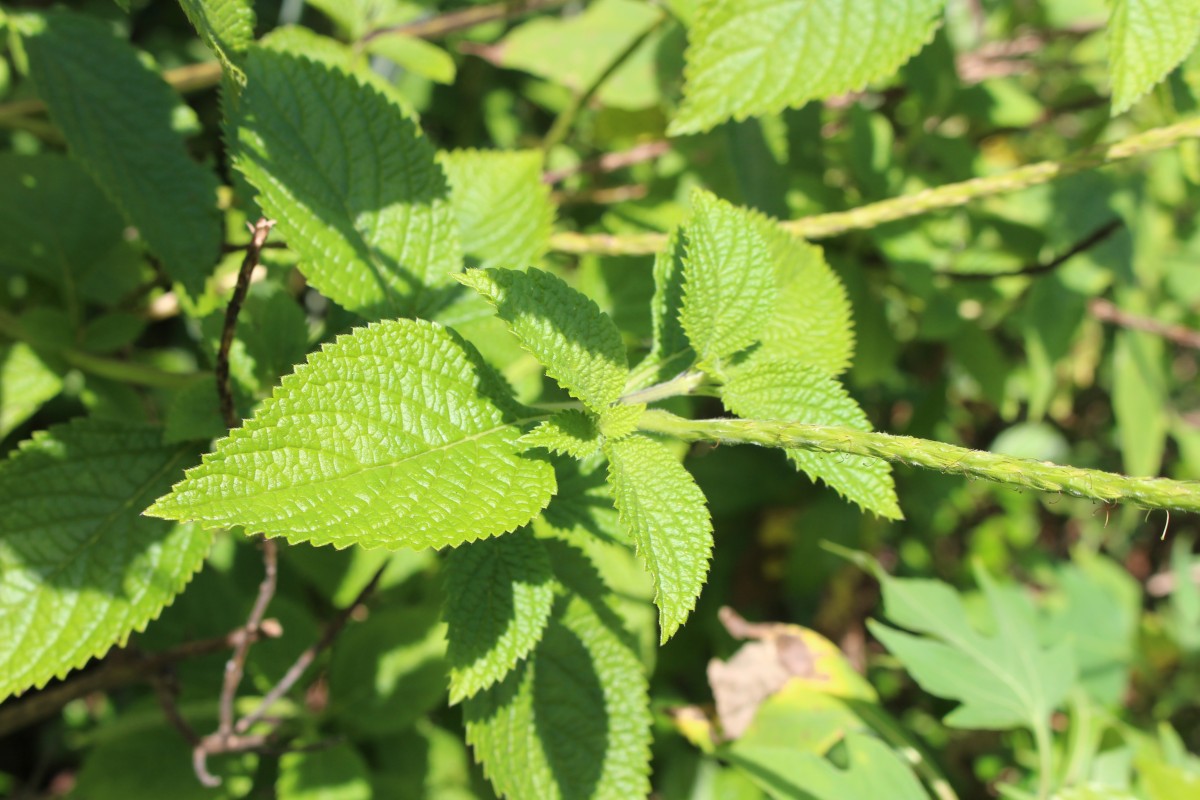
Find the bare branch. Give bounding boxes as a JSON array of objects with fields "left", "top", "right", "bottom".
[{"left": 1090, "top": 298, "right": 1200, "bottom": 350}]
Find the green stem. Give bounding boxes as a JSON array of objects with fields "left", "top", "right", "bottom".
[
  {"left": 636, "top": 411, "right": 1200, "bottom": 513},
  {"left": 619, "top": 370, "right": 707, "bottom": 405},
  {"left": 548, "top": 118, "right": 1200, "bottom": 256},
  {"left": 1033, "top": 720, "right": 1054, "bottom": 800}
]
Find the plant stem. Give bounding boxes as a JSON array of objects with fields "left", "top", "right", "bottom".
[
  {"left": 548, "top": 118, "right": 1200, "bottom": 256},
  {"left": 636, "top": 411, "right": 1200, "bottom": 513},
  {"left": 620, "top": 370, "right": 707, "bottom": 405},
  {"left": 361, "top": 0, "right": 571, "bottom": 44}
]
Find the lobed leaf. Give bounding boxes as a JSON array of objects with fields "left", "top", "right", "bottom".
[
  {"left": 147, "top": 319, "right": 556, "bottom": 551},
  {"left": 605, "top": 434, "right": 713, "bottom": 642},
  {"left": 0, "top": 418, "right": 209, "bottom": 700},
  {"left": 231, "top": 48, "right": 461, "bottom": 319},
  {"left": 1107, "top": 0, "right": 1200, "bottom": 114},
  {"left": 178, "top": 0, "right": 255, "bottom": 83},
  {"left": 670, "top": 0, "right": 944, "bottom": 135},
  {"left": 459, "top": 268, "right": 629, "bottom": 412}
]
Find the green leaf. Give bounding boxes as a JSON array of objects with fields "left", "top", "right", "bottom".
[
  {"left": 722, "top": 359, "right": 901, "bottom": 519},
  {"left": 681, "top": 191, "right": 775, "bottom": 367},
  {"left": 0, "top": 343, "right": 62, "bottom": 439},
  {"left": 18, "top": 11, "right": 222, "bottom": 296},
  {"left": 458, "top": 268, "right": 629, "bottom": 412},
  {"left": 637, "top": 225, "right": 694, "bottom": 385},
  {"left": 0, "top": 418, "right": 209, "bottom": 700},
  {"left": 438, "top": 149, "right": 555, "bottom": 270},
  {"left": 464, "top": 593, "right": 653, "bottom": 800},
  {"left": 147, "top": 319, "right": 556, "bottom": 551},
  {"left": 605, "top": 433, "right": 713, "bottom": 642},
  {"left": 278, "top": 743, "right": 372, "bottom": 800},
  {"left": 670, "top": 0, "right": 944, "bottom": 135},
  {"left": 520, "top": 411, "right": 602, "bottom": 459},
  {"left": 178, "top": 0, "right": 255, "bottom": 83},
  {"left": 1113, "top": 329, "right": 1168, "bottom": 476},
  {"left": 867, "top": 564, "right": 1076, "bottom": 731},
  {"left": 598, "top": 403, "right": 644, "bottom": 441},
  {"left": 231, "top": 47, "right": 461, "bottom": 319},
  {"left": 444, "top": 529, "right": 556, "bottom": 703},
  {"left": 366, "top": 35, "right": 457, "bottom": 85},
  {"left": 1107, "top": 0, "right": 1200, "bottom": 114}
]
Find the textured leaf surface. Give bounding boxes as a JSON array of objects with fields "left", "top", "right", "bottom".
[
  {"left": 868, "top": 565, "right": 1076, "bottom": 730},
  {"left": 681, "top": 191, "right": 775, "bottom": 366},
  {"left": 439, "top": 150, "right": 555, "bottom": 270},
  {"left": 232, "top": 48, "right": 461, "bottom": 319},
  {"left": 722, "top": 358, "right": 901, "bottom": 519},
  {"left": 178, "top": 0, "right": 255, "bottom": 82},
  {"left": 0, "top": 419, "right": 208, "bottom": 700},
  {"left": 606, "top": 434, "right": 713, "bottom": 642},
  {"left": 19, "top": 11, "right": 221, "bottom": 296},
  {"left": 277, "top": 744, "right": 371, "bottom": 800},
  {"left": 1107, "top": 0, "right": 1200, "bottom": 114},
  {"left": 634, "top": 227, "right": 694, "bottom": 387},
  {"left": 465, "top": 593, "right": 653, "bottom": 800},
  {"left": 0, "top": 344, "right": 62, "bottom": 439},
  {"left": 670, "top": 0, "right": 944, "bottom": 134},
  {"left": 444, "top": 529, "right": 555, "bottom": 703},
  {"left": 148, "top": 319, "right": 556, "bottom": 551},
  {"left": 459, "top": 268, "right": 628, "bottom": 412},
  {"left": 520, "top": 411, "right": 602, "bottom": 459}
]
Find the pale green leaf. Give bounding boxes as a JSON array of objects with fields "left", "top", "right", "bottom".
[
  {"left": 1107, "top": 0, "right": 1200, "bottom": 114},
  {"left": 520, "top": 411, "right": 602, "bottom": 459},
  {"left": 670, "top": 0, "right": 944, "bottom": 135},
  {"left": 366, "top": 34, "right": 457, "bottom": 84},
  {"left": 0, "top": 343, "right": 62, "bottom": 439},
  {"left": 464, "top": 593, "right": 653, "bottom": 800},
  {"left": 178, "top": 0, "right": 255, "bottom": 83},
  {"left": 598, "top": 403, "right": 644, "bottom": 441},
  {"left": 1113, "top": 329, "right": 1167, "bottom": 476},
  {"left": 232, "top": 47, "right": 461, "bottom": 319},
  {"left": 438, "top": 150, "right": 555, "bottom": 270},
  {"left": 444, "top": 529, "right": 555, "bottom": 703},
  {"left": 681, "top": 191, "right": 775, "bottom": 367},
  {"left": 458, "top": 268, "right": 628, "bottom": 412},
  {"left": 278, "top": 744, "right": 372, "bottom": 800},
  {"left": 19, "top": 11, "right": 222, "bottom": 296},
  {"left": 307, "top": 0, "right": 418, "bottom": 40},
  {"left": 722, "top": 358, "right": 901, "bottom": 519},
  {"left": 605, "top": 433, "right": 713, "bottom": 642},
  {"left": 868, "top": 564, "right": 1076, "bottom": 731},
  {"left": 0, "top": 419, "right": 209, "bottom": 700},
  {"left": 147, "top": 319, "right": 556, "bottom": 551},
  {"left": 638, "top": 225, "right": 693, "bottom": 385}
]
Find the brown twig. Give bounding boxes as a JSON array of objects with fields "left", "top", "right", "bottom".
[
  {"left": 217, "top": 218, "right": 275, "bottom": 429},
  {"left": 361, "top": 0, "right": 570, "bottom": 44},
  {"left": 1090, "top": 298, "right": 1200, "bottom": 350},
  {"left": 552, "top": 184, "right": 648, "bottom": 205},
  {"left": 542, "top": 140, "right": 671, "bottom": 184},
  {"left": 939, "top": 218, "right": 1122, "bottom": 280}
]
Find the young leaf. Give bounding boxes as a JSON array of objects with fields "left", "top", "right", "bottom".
[
  {"left": 443, "top": 529, "right": 556, "bottom": 703},
  {"left": 464, "top": 593, "right": 653, "bottom": 800},
  {"left": 231, "top": 48, "right": 461, "bottom": 319},
  {"left": 520, "top": 411, "right": 602, "bottom": 460},
  {"left": 680, "top": 191, "right": 775, "bottom": 367},
  {"left": 598, "top": 403, "right": 645, "bottom": 441},
  {"left": 605, "top": 433, "right": 713, "bottom": 642},
  {"left": 147, "top": 319, "right": 556, "bottom": 551},
  {"left": 670, "top": 0, "right": 944, "bottom": 135},
  {"left": 722, "top": 358, "right": 901, "bottom": 519},
  {"left": 438, "top": 149, "right": 555, "bottom": 270},
  {"left": 636, "top": 226, "right": 694, "bottom": 386},
  {"left": 18, "top": 11, "right": 222, "bottom": 296},
  {"left": 0, "top": 343, "right": 62, "bottom": 439},
  {"left": 867, "top": 564, "right": 1077, "bottom": 731},
  {"left": 0, "top": 419, "right": 210, "bottom": 700},
  {"left": 1107, "top": 0, "right": 1200, "bottom": 114},
  {"left": 178, "top": 0, "right": 255, "bottom": 83},
  {"left": 458, "top": 267, "right": 629, "bottom": 412}
]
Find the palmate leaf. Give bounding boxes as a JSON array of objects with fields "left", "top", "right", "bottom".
[
  {"left": 1107, "top": 0, "right": 1200, "bottom": 114},
  {"left": 670, "top": 0, "right": 944, "bottom": 135},
  {"left": 459, "top": 268, "right": 628, "bottom": 412},
  {"left": 18, "top": 11, "right": 222, "bottom": 296},
  {"left": 722, "top": 358, "right": 901, "bottom": 519},
  {"left": 231, "top": 47, "right": 461, "bottom": 319},
  {"left": 148, "top": 319, "right": 556, "bottom": 551},
  {"left": 605, "top": 434, "right": 713, "bottom": 642},
  {"left": 444, "top": 529, "right": 555, "bottom": 703},
  {"left": 178, "top": 0, "right": 255, "bottom": 83},
  {"left": 0, "top": 419, "right": 210, "bottom": 700}
]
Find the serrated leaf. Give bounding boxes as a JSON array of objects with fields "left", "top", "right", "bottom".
[
  {"left": 438, "top": 149, "right": 555, "bottom": 270},
  {"left": 605, "top": 434, "right": 713, "bottom": 642},
  {"left": 178, "top": 0, "right": 255, "bottom": 83},
  {"left": 459, "top": 268, "right": 628, "bottom": 412},
  {"left": 148, "top": 319, "right": 556, "bottom": 551},
  {"left": 444, "top": 529, "right": 555, "bottom": 703},
  {"left": 670, "top": 0, "right": 944, "bottom": 135},
  {"left": 868, "top": 564, "right": 1076, "bottom": 731},
  {"left": 632, "top": 226, "right": 694, "bottom": 388},
  {"left": 231, "top": 47, "right": 461, "bottom": 319},
  {"left": 366, "top": 34, "right": 457, "bottom": 84},
  {"left": 1108, "top": 0, "right": 1200, "bottom": 114},
  {"left": 598, "top": 403, "right": 644, "bottom": 441},
  {"left": 278, "top": 743, "right": 371, "bottom": 800},
  {"left": 19, "top": 11, "right": 221, "bottom": 296},
  {"left": 681, "top": 191, "right": 775, "bottom": 367},
  {"left": 521, "top": 411, "right": 602, "bottom": 459},
  {"left": 722, "top": 358, "right": 901, "bottom": 519},
  {"left": 464, "top": 593, "right": 653, "bottom": 800},
  {"left": 0, "top": 418, "right": 209, "bottom": 700},
  {"left": 0, "top": 343, "right": 62, "bottom": 439}
]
